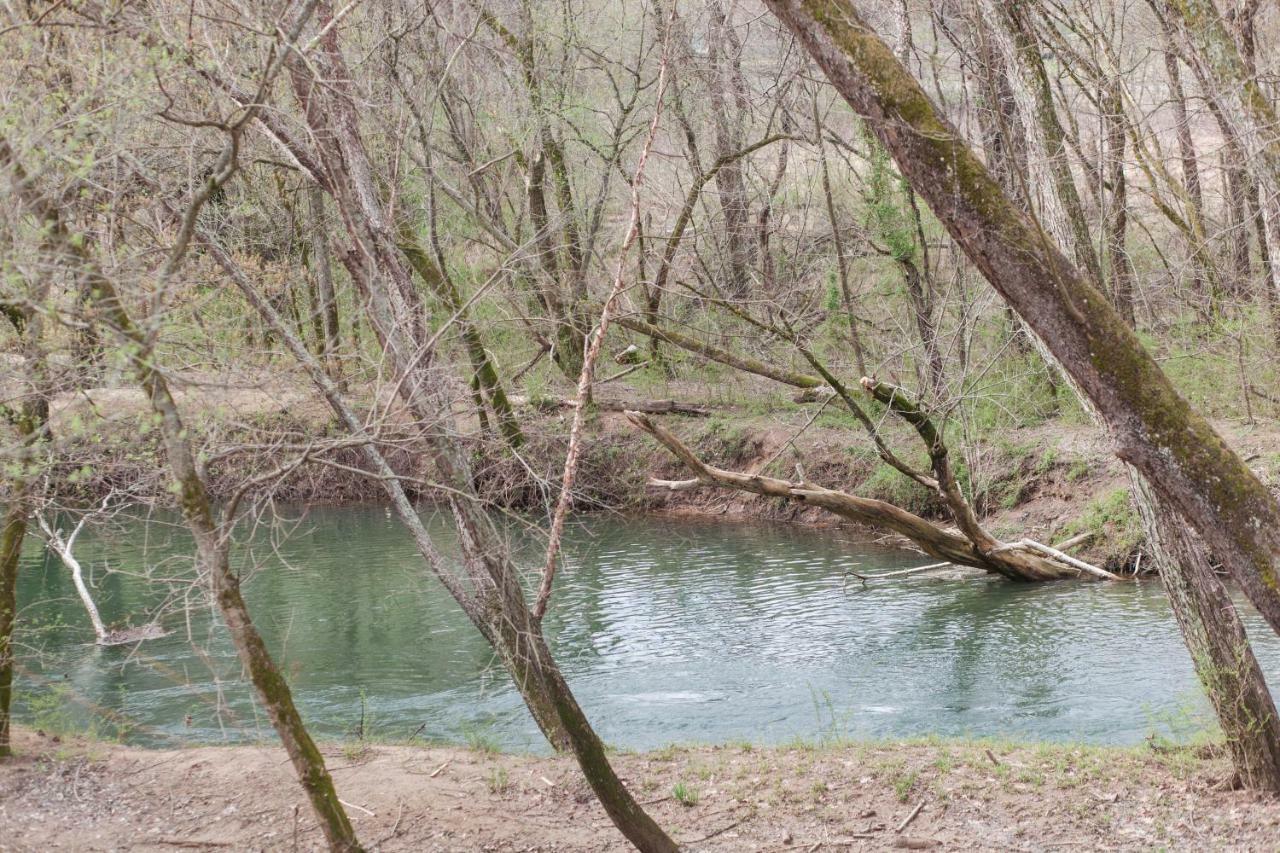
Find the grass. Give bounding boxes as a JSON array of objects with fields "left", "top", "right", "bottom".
[
  {"left": 671, "top": 781, "right": 699, "bottom": 807},
  {"left": 486, "top": 766, "right": 510, "bottom": 794},
  {"left": 1066, "top": 487, "right": 1142, "bottom": 561},
  {"left": 462, "top": 724, "right": 502, "bottom": 755}
]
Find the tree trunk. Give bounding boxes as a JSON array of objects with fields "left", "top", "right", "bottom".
[
  {"left": 1103, "top": 82, "right": 1136, "bottom": 326},
  {"left": 1165, "top": 0, "right": 1280, "bottom": 325},
  {"left": 707, "top": 0, "right": 755, "bottom": 295},
  {"left": 762, "top": 0, "right": 1280, "bottom": 646},
  {"left": 814, "top": 95, "right": 867, "bottom": 376},
  {"left": 0, "top": 487, "right": 29, "bottom": 758},
  {"left": 762, "top": 0, "right": 1280, "bottom": 789},
  {"left": 629, "top": 409, "right": 1116, "bottom": 582},
  {"left": 203, "top": 221, "right": 680, "bottom": 851},
  {"left": 265, "top": 13, "right": 680, "bottom": 847},
  {"left": 1131, "top": 475, "right": 1280, "bottom": 789},
  {"left": 307, "top": 184, "right": 342, "bottom": 384},
  {"left": 93, "top": 256, "right": 366, "bottom": 853},
  {"left": 1160, "top": 14, "right": 1215, "bottom": 310}
]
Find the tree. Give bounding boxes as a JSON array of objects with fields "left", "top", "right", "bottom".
[{"left": 761, "top": 0, "right": 1280, "bottom": 789}]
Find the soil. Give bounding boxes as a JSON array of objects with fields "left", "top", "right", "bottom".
[{"left": 2, "top": 728, "right": 1277, "bottom": 851}]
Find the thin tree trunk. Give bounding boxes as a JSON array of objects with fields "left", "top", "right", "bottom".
[
  {"left": 202, "top": 225, "right": 679, "bottom": 852},
  {"left": 399, "top": 232, "right": 525, "bottom": 450},
  {"left": 0, "top": 469, "right": 33, "bottom": 758},
  {"left": 96, "top": 279, "right": 364, "bottom": 850},
  {"left": 307, "top": 185, "right": 342, "bottom": 384},
  {"left": 814, "top": 95, "right": 866, "bottom": 376},
  {"left": 1131, "top": 475, "right": 1280, "bottom": 788},
  {"left": 707, "top": 0, "right": 755, "bottom": 295},
  {"left": 1104, "top": 82, "right": 1136, "bottom": 326},
  {"left": 1160, "top": 14, "right": 1213, "bottom": 308},
  {"left": 0, "top": 148, "right": 54, "bottom": 758},
  {"left": 1166, "top": 0, "right": 1280, "bottom": 325},
  {"left": 271, "top": 12, "right": 679, "bottom": 847}
]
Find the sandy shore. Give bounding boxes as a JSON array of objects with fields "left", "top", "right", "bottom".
[{"left": 2, "top": 728, "right": 1278, "bottom": 851}]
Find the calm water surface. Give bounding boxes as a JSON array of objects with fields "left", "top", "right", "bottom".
[{"left": 14, "top": 507, "right": 1277, "bottom": 750}]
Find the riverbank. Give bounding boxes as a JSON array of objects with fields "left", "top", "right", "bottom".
[
  {"left": 35, "top": 370, "right": 1280, "bottom": 571},
  {"left": 2, "top": 728, "right": 1274, "bottom": 851}
]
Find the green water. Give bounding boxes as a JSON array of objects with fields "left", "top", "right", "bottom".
[{"left": 13, "top": 507, "right": 1276, "bottom": 751}]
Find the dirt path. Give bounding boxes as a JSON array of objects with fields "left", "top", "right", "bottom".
[{"left": 2, "top": 729, "right": 1276, "bottom": 851}]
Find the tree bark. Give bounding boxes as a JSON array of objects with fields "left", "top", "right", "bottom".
[
  {"left": 1131, "top": 475, "right": 1280, "bottom": 790},
  {"left": 268, "top": 12, "right": 679, "bottom": 848},
  {"left": 1103, "top": 82, "right": 1136, "bottom": 326},
  {"left": 307, "top": 185, "right": 342, "bottom": 384},
  {"left": 706, "top": 0, "right": 756, "bottom": 295},
  {"left": 1165, "top": 0, "right": 1280, "bottom": 323}
]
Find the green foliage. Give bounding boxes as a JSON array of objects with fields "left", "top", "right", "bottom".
[
  {"left": 462, "top": 722, "right": 501, "bottom": 755},
  {"left": 671, "top": 780, "right": 699, "bottom": 807},
  {"left": 892, "top": 768, "right": 920, "bottom": 803},
  {"left": 486, "top": 765, "right": 511, "bottom": 794},
  {"left": 863, "top": 134, "right": 917, "bottom": 264},
  {"left": 1067, "top": 488, "right": 1142, "bottom": 559},
  {"left": 25, "top": 684, "right": 131, "bottom": 743},
  {"left": 859, "top": 461, "right": 937, "bottom": 517}
]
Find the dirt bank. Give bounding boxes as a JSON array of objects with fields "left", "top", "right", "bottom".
[
  {"left": 37, "top": 371, "right": 1280, "bottom": 570},
  {"left": 2, "top": 728, "right": 1276, "bottom": 851}
]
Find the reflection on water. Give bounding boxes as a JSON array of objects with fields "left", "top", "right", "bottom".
[{"left": 14, "top": 507, "right": 1278, "bottom": 751}]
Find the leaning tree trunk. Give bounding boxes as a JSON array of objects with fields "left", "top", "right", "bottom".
[
  {"left": 234, "top": 12, "right": 681, "bottom": 848},
  {"left": 766, "top": 2, "right": 1280, "bottom": 790},
  {"left": 984, "top": 1, "right": 1280, "bottom": 790},
  {"left": 91, "top": 245, "right": 365, "bottom": 853},
  {"left": 202, "top": 211, "right": 680, "bottom": 852},
  {"left": 762, "top": 0, "right": 1280, "bottom": 638},
  {"left": 1131, "top": 475, "right": 1280, "bottom": 789},
  {"left": 629, "top": 407, "right": 1117, "bottom": 582},
  {"left": 5, "top": 47, "right": 365, "bottom": 838}
]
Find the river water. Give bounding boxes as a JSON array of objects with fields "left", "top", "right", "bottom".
[{"left": 13, "top": 507, "right": 1277, "bottom": 751}]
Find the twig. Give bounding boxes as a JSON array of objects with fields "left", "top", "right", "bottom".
[
  {"left": 429, "top": 760, "right": 451, "bottom": 778},
  {"left": 373, "top": 799, "right": 405, "bottom": 845},
  {"left": 1050, "top": 531, "right": 1094, "bottom": 551},
  {"left": 1014, "top": 538, "right": 1118, "bottom": 580},
  {"left": 896, "top": 801, "right": 924, "bottom": 833},
  {"left": 155, "top": 841, "right": 232, "bottom": 848},
  {"left": 872, "top": 561, "right": 953, "bottom": 579},
  {"left": 338, "top": 798, "right": 374, "bottom": 817},
  {"left": 534, "top": 28, "right": 674, "bottom": 621},
  {"left": 598, "top": 361, "right": 650, "bottom": 385},
  {"left": 685, "top": 818, "right": 743, "bottom": 843}
]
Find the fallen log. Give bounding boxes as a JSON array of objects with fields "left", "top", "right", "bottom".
[
  {"left": 512, "top": 396, "right": 710, "bottom": 417},
  {"left": 628, "top": 411, "right": 1119, "bottom": 582}
]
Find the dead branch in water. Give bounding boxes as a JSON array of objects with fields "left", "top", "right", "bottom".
[{"left": 627, "top": 411, "right": 1118, "bottom": 581}]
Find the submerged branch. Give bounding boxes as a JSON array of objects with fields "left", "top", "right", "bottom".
[{"left": 627, "top": 411, "right": 1118, "bottom": 582}]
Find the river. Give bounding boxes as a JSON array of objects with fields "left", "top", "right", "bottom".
[{"left": 14, "top": 507, "right": 1277, "bottom": 751}]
